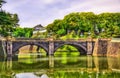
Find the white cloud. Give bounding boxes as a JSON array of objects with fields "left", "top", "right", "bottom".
[
  {"left": 58, "top": 0, "right": 120, "bottom": 14},
  {"left": 42, "top": 0, "right": 57, "bottom": 4},
  {"left": 3, "top": 0, "right": 29, "bottom": 13},
  {"left": 2, "top": 0, "right": 120, "bottom": 27}
]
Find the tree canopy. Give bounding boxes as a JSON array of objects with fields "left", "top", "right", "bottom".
[
  {"left": 12, "top": 27, "right": 33, "bottom": 38},
  {"left": 0, "top": 0, "right": 20, "bottom": 37},
  {"left": 46, "top": 12, "right": 120, "bottom": 38}
]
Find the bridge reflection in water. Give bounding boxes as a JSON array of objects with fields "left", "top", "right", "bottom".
[{"left": 0, "top": 55, "right": 120, "bottom": 78}]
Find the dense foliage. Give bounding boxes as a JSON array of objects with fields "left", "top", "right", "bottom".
[
  {"left": 0, "top": 0, "right": 33, "bottom": 37},
  {"left": 13, "top": 27, "right": 33, "bottom": 38},
  {"left": 46, "top": 12, "right": 120, "bottom": 38},
  {"left": 0, "top": 0, "right": 20, "bottom": 37},
  {"left": 0, "top": 11, "right": 19, "bottom": 36}
]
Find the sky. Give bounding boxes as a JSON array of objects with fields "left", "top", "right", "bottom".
[{"left": 2, "top": 0, "right": 120, "bottom": 27}]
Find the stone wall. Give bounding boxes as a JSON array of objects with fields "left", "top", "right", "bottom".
[
  {"left": 107, "top": 42, "right": 120, "bottom": 57},
  {"left": 93, "top": 39, "right": 109, "bottom": 56}
]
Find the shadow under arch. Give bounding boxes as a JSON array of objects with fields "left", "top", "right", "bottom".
[
  {"left": 12, "top": 43, "right": 48, "bottom": 56},
  {"left": 54, "top": 43, "right": 87, "bottom": 55}
]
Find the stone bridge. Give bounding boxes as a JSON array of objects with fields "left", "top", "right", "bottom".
[
  {"left": 3, "top": 38, "right": 95, "bottom": 56},
  {"left": 0, "top": 38, "right": 110, "bottom": 56}
]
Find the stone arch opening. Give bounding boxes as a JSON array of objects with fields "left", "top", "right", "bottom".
[
  {"left": 13, "top": 43, "right": 48, "bottom": 56},
  {"left": 54, "top": 43, "right": 87, "bottom": 55}
]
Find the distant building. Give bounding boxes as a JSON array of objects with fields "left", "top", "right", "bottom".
[{"left": 33, "top": 24, "right": 46, "bottom": 34}]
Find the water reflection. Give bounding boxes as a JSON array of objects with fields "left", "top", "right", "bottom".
[
  {"left": 0, "top": 55, "right": 120, "bottom": 78},
  {"left": 15, "top": 73, "right": 39, "bottom": 78}
]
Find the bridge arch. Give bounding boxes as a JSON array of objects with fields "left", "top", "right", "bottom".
[
  {"left": 12, "top": 43, "right": 48, "bottom": 55},
  {"left": 54, "top": 42, "right": 87, "bottom": 55}
]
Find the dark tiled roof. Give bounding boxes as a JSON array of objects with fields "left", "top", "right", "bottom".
[
  {"left": 33, "top": 24, "right": 45, "bottom": 31},
  {"left": 33, "top": 24, "right": 43, "bottom": 28}
]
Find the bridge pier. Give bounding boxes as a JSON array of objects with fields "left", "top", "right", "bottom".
[
  {"left": 87, "top": 39, "right": 94, "bottom": 55},
  {"left": 49, "top": 41, "right": 54, "bottom": 55},
  {"left": 6, "top": 41, "right": 12, "bottom": 56}
]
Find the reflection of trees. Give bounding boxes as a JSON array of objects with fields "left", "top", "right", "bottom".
[
  {"left": 1, "top": 56, "right": 120, "bottom": 78},
  {"left": 12, "top": 61, "right": 49, "bottom": 71},
  {"left": 54, "top": 56, "right": 87, "bottom": 68}
]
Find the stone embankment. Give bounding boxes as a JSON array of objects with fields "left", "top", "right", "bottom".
[
  {"left": 93, "top": 38, "right": 120, "bottom": 57},
  {"left": 93, "top": 38, "right": 110, "bottom": 56},
  {"left": 107, "top": 38, "right": 120, "bottom": 57}
]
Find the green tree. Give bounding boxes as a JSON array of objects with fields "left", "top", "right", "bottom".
[
  {"left": 46, "top": 19, "right": 66, "bottom": 37},
  {"left": 63, "top": 12, "right": 80, "bottom": 33},
  {"left": 0, "top": 0, "right": 19, "bottom": 37},
  {"left": 13, "top": 27, "right": 33, "bottom": 38},
  {"left": 0, "top": 11, "right": 19, "bottom": 36},
  {"left": 46, "top": 12, "right": 120, "bottom": 39},
  {"left": 97, "top": 13, "right": 120, "bottom": 38}
]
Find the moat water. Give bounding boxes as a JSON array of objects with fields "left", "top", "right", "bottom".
[{"left": 0, "top": 53, "right": 120, "bottom": 78}]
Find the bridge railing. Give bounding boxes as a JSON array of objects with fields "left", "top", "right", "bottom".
[
  {"left": 6, "top": 37, "right": 111, "bottom": 42},
  {"left": 15, "top": 38, "right": 47, "bottom": 40},
  {"left": 11, "top": 38, "right": 93, "bottom": 42}
]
